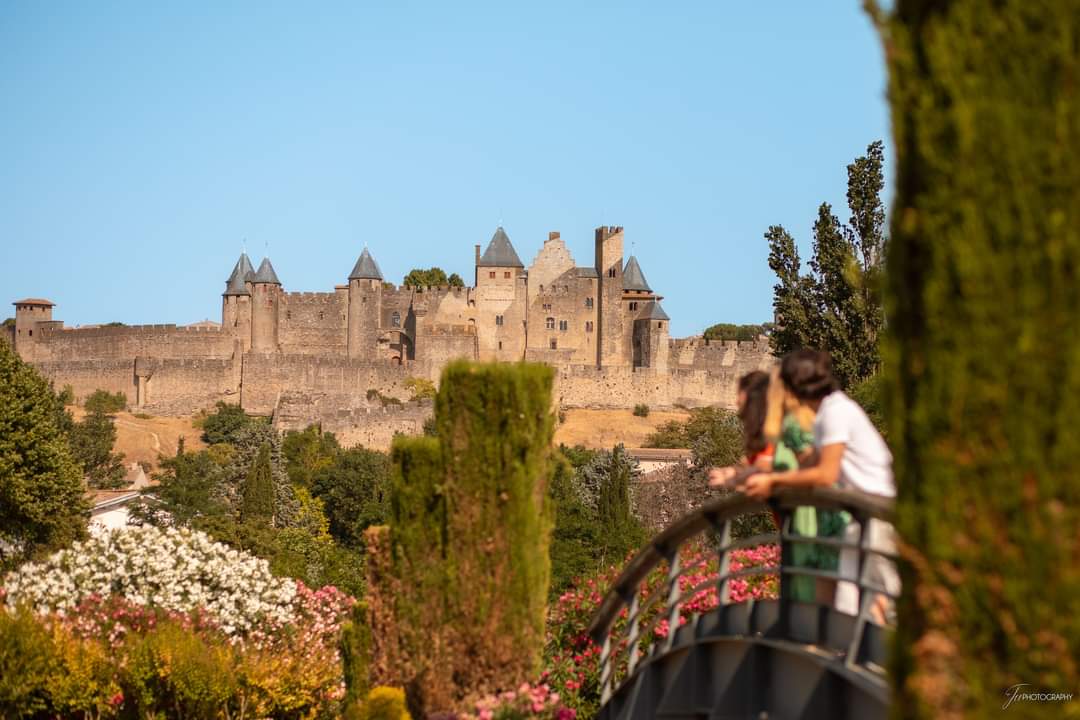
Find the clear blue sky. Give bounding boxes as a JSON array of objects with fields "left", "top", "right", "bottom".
[{"left": 1, "top": 2, "right": 890, "bottom": 338}]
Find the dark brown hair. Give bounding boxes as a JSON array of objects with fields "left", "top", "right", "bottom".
[
  {"left": 738, "top": 370, "right": 770, "bottom": 457},
  {"left": 780, "top": 349, "right": 840, "bottom": 401}
]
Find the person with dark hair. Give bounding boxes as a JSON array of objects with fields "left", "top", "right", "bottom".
[
  {"left": 742, "top": 349, "right": 893, "bottom": 500},
  {"left": 741, "top": 349, "right": 897, "bottom": 620},
  {"left": 708, "top": 371, "right": 774, "bottom": 487}
]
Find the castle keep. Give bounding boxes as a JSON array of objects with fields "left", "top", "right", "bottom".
[{"left": 9, "top": 226, "right": 770, "bottom": 446}]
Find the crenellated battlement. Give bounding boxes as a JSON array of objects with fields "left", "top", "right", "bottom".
[
  {"left": 41, "top": 323, "right": 224, "bottom": 338},
  {"left": 282, "top": 292, "right": 342, "bottom": 304}
]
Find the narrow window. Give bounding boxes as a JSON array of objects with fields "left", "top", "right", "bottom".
[
  {"left": 495, "top": 315, "right": 504, "bottom": 326},
  {"left": 549, "top": 338, "right": 557, "bottom": 350},
  {"left": 658, "top": 321, "right": 663, "bottom": 329},
  {"left": 391, "top": 311, "right": 401, "bottom": 328},
  {"left": 629, "top": 302, "right": 638, "bottom": 311},
  {"left": 585, "top": 297, "right": 593, "bottom": 309},
  {"left": 318, "top": 311, "right": 324, "bottom": 320},
  {"left": 559, "top": 320, "right": 568, "bottom": 331},
  {"left": 545, "top": 317, "right": 555, "bottom": 330},
  {"left": 489, "top": 271, "right": 496, "bottom": 279},
  {"left": 504, "top": 271, "right": 511, "bottom": 279},
  {"left": 498, "top": 341, "right": 503, "bottom": 350},
  {"left": 28, "top": 329, "right": 32, "bottom": 336},
  {"left": 286, "top": 311, "right": 292, "bottom": 320},
  {"left": 542, "top": 303, "right": 552, "bottom": 311},
  {"left": 608, "top": 267, "right": 616, "bottom": 278},
  {"left": 585, "top": 321, "right": 594, "bottom": 333}
]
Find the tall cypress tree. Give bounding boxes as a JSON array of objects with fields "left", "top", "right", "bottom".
[
  {"left": 241, "top": 443, "right": 274, "bottom": 525},
  {"left": 878, "top": 1, "right": 1079, "bottom": 716}
]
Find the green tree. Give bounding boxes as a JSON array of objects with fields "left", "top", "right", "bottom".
[
  {"left": 766, "top": 141, "right": 887, "bottom": 387},
  {"left": 282, "top": 425, "right": 340, "bottom": 488},
  {"left": 311, "top": 446, "right": 392, "bottom": 549},
  {"left": 402, "top": 267, "right": 464, "bottom": 288},
  {"left": 129, "top": 449, "right": 229, "bottom": 528},
  {"left": 68, "top": 410, "right": 127, "bottom": 489},
  {"left": 218, "top": 424, "right": 299, "bottom": 528},
  {"left": 878, "top": 1, "right": 1080, "bottom": 715},
  {"left": 83, "top": 389, "right": 127, "bottom": 414},
  {"left": 241, "top": 443, "right": 275, "bottom": 524},
  {"left": 385, "top": 361, "right": 555, "bottom": 713},
  {"left": 199, "top": 401, "right": 254, "bottom": 445},
  {"left": 702, "top": 323, "right": 766, "bottom": 342},
  {"left": 0, "top": 341, "right": 88, "bottom": 567}
]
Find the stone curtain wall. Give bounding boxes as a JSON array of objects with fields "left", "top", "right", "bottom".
[
  {"left": 32, "top": 325, "right": 233, "bottom": 362},
  {"left": 278, "top": 292, "right": 348, "bottom": 355},
  {"left": 273, "top": 391, "right": 433, "bottom": 450},
  {"left": 240, "top": 353, "right": 419, "bottom": 415},
  {"left": 139, "top": 358, "right": 237, "bottom": 415},
  {"left": 34, "top": 359, "right": 138, "bottom": 405}
]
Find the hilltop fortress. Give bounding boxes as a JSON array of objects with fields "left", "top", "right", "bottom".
[{"left": 8, "top": 226, "right": 771, "bottom": 446}]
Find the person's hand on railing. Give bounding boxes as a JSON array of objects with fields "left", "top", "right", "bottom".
[
  {"left": 707, "top": 465, "right": 739, "bottom": 487},
  {"left": 742, "top": 472, "right": 775, "bottom": 500}
]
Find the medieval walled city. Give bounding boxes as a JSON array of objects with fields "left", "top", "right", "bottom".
[{"left": 7, "top": 225, "right": 770, "bottom": 447}]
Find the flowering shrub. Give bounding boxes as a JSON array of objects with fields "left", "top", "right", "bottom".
[
  {"left": 0, "top": 525, "right": 357, "bottom": 717},
  {"left": 3, "top": 526, "right": 299, "bottom": 637},
  {"left": 542, "top": 541, "right": 779, "bottom": 716},
  {"left": 463, "top": 682, "right": 576, "bottom": 720}
]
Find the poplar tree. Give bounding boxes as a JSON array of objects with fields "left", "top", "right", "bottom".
[{"left": 767, "top": 141, "right": 888, "bottom": 387}]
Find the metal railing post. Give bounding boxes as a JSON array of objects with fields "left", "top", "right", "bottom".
[
  {"left": 663, "top": 551, "right": 682, "bottom": 651},
  {"left": 599, "top": 632, "right": 613, "bottom": 703},
  {"left": 845, "top": 513, "right": 871, "bottom": 668},
  {"left": 626, "top": 592, "right": 642, "bottom": 676},
  {"left": 716, "top": 519, "right": 732, "bottom": 605}
]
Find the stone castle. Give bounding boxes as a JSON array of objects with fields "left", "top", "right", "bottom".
[{"left": 8, "top": 226, "right": 771, "bottom": 447}]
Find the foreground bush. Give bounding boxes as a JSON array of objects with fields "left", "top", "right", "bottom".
[{"left": 0, "top": 607, "right": 348, "bottom": 719}]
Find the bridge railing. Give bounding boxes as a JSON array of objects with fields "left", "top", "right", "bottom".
[{"left": 587, "top": 481, "right": 898, "bottom": 705}]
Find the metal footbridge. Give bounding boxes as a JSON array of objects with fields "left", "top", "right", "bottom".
[{"left": 588, "top": 485, "right": 897, "bottom": 719}]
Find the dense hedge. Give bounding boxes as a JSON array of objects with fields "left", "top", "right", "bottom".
[
  {"left": 375, "top": 361, "right": 555, "bottom": 715},
  {"left": 881, "top": 1, "right": 1080, "bottom": 716}
]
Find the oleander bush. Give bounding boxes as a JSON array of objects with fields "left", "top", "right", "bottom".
[
  {"left": 542, "top": 540, "right": 779, "bottom": 716},
  {"left": 0, "top": 526, "right": 356, "bottom": 718}
]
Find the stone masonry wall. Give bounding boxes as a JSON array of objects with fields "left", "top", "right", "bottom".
[
  {"left": 32, "top": 325, "right": 232, "bottom": 362},
  {"left": 273, "top": 391, "right": 433, "bottom": 451},
  {"left": 240, "top": 352, "right": 419, "bottom": 416},
  {"left": 279, "top": 292, "right": 348, "bottom": 355},
  {"left": 33, "top": 359, "right": 137, "bottom": 406},
  {"left": 139, "top": 358, "right": 238, "bottom": 415}
]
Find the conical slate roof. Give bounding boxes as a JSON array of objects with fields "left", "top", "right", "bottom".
[
  {"left": 349, "top": 247, "right": 383, "bottom": 281},
  {"left": 642, "top": 300, "right": 670, "bottom": 321},
  {"left": 223, "top": 253, "right": 254, "bottom": 296},
  {"left": 622, "top": 256, "right": 652, "bottom": 292},
  {"left": 252, "top": 257, "right": 281, "bottom": 285},
  {"left": 478, "top": 226, "right": 524, "bottom": 268}
]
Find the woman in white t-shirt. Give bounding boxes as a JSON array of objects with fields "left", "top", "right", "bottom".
[{"left": 740, "top": 349, "right": 899, "bottom": 621}]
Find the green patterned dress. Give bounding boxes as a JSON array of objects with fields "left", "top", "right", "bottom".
[{"left": 773, "top": 416, "right": 849, "bottom": 602}]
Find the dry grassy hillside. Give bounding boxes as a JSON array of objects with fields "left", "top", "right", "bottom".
[
  {"left": 554, "top": 408, "right": 690, "bottom": 449},
  {"left": 69, "top": 407, "right": 205, "bottom": 472}
]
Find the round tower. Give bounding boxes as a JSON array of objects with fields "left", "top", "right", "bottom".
[
  {"left": 347, "top": 247, "right": 384, "bottom": 359},
  {"left": 11, "top": 298, "right": 54, "bottom": 360},
  {"left": 250, "top": 257, "right": 281, "bottom": 353},
  {"left": 222, "top": 253, "right": 254, "bottom": 352}
]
